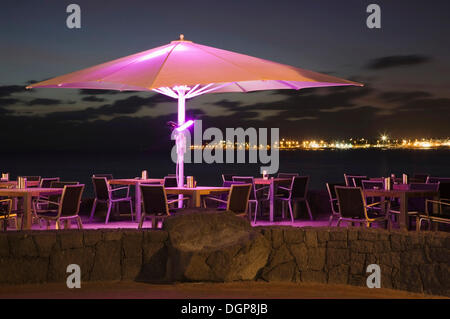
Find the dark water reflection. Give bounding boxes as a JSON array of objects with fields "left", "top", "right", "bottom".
[{"left": 1, "top": 149, "right": 449, "bottom": 196}]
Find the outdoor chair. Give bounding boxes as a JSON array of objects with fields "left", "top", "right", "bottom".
[
  {"left": 0, "top": 199, "right": 18, "bottom": 231},
  {"left": 335, "top": 186, "right": 390, "bottom": 228},
  {"left": 344, "top": 174, "right": 367, "bottom": 187},
  {"left": 416, "top": 181, "right": 450, "bottom": 231},
  {"left": 426, "top": 176, "right": 450, "bottom": 184},
  {"left": 389, "top": 183, "right": 440, "bottom": 226},
  {"left": 276, "top": 176, "right": 313, "bottom": 222},
  {"left": 362, "top": 179, "right": 385, "bottom": 207},
  {"left": 93, "top": 174, "right": 114, "bottom": 180},
  {"left": 36, "top": 184, "right": 85, "bottom": 230},
  {"left": 277, "top": 173, "right": 299, "bottom": 178},
  {"left": 204, "top": 184, "right": 252, "bottom": 219},
  {"left": 35, "top": 177, "right": 60, "bottom": 210},
  {"left": 202, "top": 180, "right": 244, "bottom": 209},
  {"left": 138, "top": 185, "right": 190, "bottom": 229},
  {"left": 325, "top": 182, "right": 345, "bottom": 226},
  {"left": 32, "top": 181, "right": 79, "bottom": 226},
  {"left": 39, "top": 177, "right": 60, "bottom": 188},
  {"left": 412, "top": 173, "right": 429, "bottom": 183},
  {"left": 276, "top": 173, "right": 299, "bottom": 197},
  {"left": 221, "top": 174, "right": 234, "bottom": 182},
  {"left": 90, "top": 177, "right": 133, "bottom": 224},
  {"left": 232, "top": 176, "right": 268, "bottom": 222}
]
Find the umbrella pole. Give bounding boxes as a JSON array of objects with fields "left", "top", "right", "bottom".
[{"left": 176, "top": 88, "right": 187, "bottom": 207}]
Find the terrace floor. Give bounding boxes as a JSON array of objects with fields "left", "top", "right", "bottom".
[
  {"left": 0, "top": 281, "right": 444, "bottom": 299},
  {"left": 19, "top": 211, "right": 446, "bottom": 231}
]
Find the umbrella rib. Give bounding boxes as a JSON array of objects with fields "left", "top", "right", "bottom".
[
  {"left": 234, "top": 82, "right": 247, "bottom": 92},
  {"left": 94, "top": 44, "right": 174, "bottom": 85},
  {"left": 147, "top": 43, "right": 180, "bottom": 90},
  {"left": 276, "top": 80, "right": 299, "bottom": 90},
  {"left": 191, "top": 43, "right": 266, "bottom": 80}
]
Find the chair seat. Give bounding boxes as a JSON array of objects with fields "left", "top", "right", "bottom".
[{"left": 37, "top": 211, "right": 59, "bottom": 218}]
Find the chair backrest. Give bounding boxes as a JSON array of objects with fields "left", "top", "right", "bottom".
[
  {"left": 439, "top": 182, "right": 450, "bottom": 200},
  {"left": 427, "top": 176, "right": 450, "bottom": 184},
  {"left": 40, "top": 177, "right": 60, "bottom": 188},
  {"left": 22, "top": 176, "right": 41, "bottom": 182},
  {"left": 227, "top": 184, "right": 251, "bottom": 215},
  {"left": 58, "top": 185, "right": 84, "bottom": 217},
  {"left": 93, "top": 174, "right": 113, "bottom": 180},
  {"left": 344, "top": 174, "right": 367, "bottom": 187},
  {"left": 362, "top": 180, "right": 384, "bottom": 190},
  {"left": 92, "top": 177, "right": 110, "bottom": 201},
  {"left": 410, "top": 182, "right": 439, "bottom": 191},
  {"left": 48, "top": 181, "right": 80, "bottom": 210},
  {"left": 290, "top": 176, "right": 309, "bottom": 199},
  {"left": 409, "top": 183, "right": 439, "bottom": 213},
  {"left": 232, "top": 176, "right": 256, "bottom": 200},
  {"left": 222, "top": 174, "right": 234, "bottom": 182},
  {"left": 50, "top": 181, "right": 79, "bottom": 188},
  {"left": 140, "top": 185, "right": 169, "bottom": 216},
  {"left": 164, "top": 176, "right": 178, "bottom": 187},
  {"left": 326, "top": 182, "right": 345, "bottom": 214},
  {"left": 277, "top": 173, "right": 299, "bottom": 179},
  {"left": 412, "top": 173, "right": 429, "bottom": 183},
  {"left": 335, "top": 186, "right": 366, "bottom": 219}
]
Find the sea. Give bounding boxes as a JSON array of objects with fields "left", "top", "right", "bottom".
[{"left": 1, "top": 149, "right": 449, "bottom": 197}]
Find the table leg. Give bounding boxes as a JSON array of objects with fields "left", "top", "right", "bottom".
[
  {"left": 194, "top": 191, "right": 201, "bottom": 208},
  {"left": 270, "top": 180, "right": 274, "bottom": 222},
  {"left": 23, "top": 194, "right": 32, "bottom": 230},
  {"left": 399, "top": 193, "right": 408, "bottom": 231},
  {"left": 135, "top": 184, "right": 141, "bottom": 223}
]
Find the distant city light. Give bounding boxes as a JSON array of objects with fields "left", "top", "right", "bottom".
[{"left": 190, "top": 137, "right": 450, "bottom": 151}]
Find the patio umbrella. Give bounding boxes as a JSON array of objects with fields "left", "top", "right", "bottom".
[{"left": 27, "top": 34, "right": 363, "bottom": 188}]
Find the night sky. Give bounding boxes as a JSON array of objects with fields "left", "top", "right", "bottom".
[{"left": 1, "top": 0, "right": 449, "bottom": 152}]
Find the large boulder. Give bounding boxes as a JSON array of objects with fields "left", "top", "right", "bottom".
[{"left": 162, "top": 210, "right": 271, "bottom": 282}]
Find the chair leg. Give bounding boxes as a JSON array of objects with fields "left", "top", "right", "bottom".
[
  {"left": 151, "top": 216, "right": 156, "bottom": 229},
  {"left": 89, "top": 199, "right": 97, "bottom": 222},
  {"left": 105, "top": 201, "right": 112, "bottom": 224},
  {"left": 76, "top": 216, "right": 83, "bottom": 230},
  {"left": 55, "top": 220, "right": 60, "bottom": 230},
  {"left": 288, "top": 201, "right": 294, "bottom": 223},
  {"left": 46, "top": 220, "right": 51, "bottom": 230},
  {"left": 138, "top": 213, "right": 145, "bottom": 229},
  {"left": 328, "top": 215, "right": 334, "bottom": 227},
  {"left": 337, "top": 218, "right": 342, "bottom": 227},
  {"left": 305, "top": 200, "right": 313, "bottom": 221},
  {"left": 129, "top": 199, "right": 134, "bottom": 222}
]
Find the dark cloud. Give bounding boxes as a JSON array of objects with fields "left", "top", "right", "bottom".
[
  {"left": 78, "top": 89, "right": 123, "bottom": 95},
  {"left": 0, "top": 98, "right": 20, "bottom": 106},
  {"left": 0, "top": 85, "right": 28, "bottom": 97},
  {"left": 378, "top": 91, "right": 433, "bottom": 103},
  {"left": 82, "top": 96, "right": 106, "bottom": 102},
  {"left": 397, "top": 97, "right": 450, "bottom": 112},
  {"left": 366, "top": 55, "right": 432, "bottom": 70},
  {"left": 27, "top": 98, "right": 62, "bottom": 106}
]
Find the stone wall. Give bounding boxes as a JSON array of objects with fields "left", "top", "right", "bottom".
[{"left": 0, "top": 211, "right": 448, "bottom": 296}]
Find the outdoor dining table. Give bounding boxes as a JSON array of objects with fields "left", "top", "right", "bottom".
[
  {"left": 254, "top": 177, "right": 292, "bottom": 222},
  {"left": 0, "top": 181, "right": 40, "bottom": 188},
  {"left": 109, "top": 178, "right": 165, "bottom": 223},
  {"left": 0, "top": 187, "right": 63, "bottom": 230},
  {"left": 165, "top": 186, "right": 230, "bottom": 208},
  {"left": 363, "top": 186, "right": 439, "bottom": 231}
]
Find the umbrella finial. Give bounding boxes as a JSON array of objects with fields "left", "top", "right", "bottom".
[{"left": 179, "top": 34, "right": 184, "bottom": 41}]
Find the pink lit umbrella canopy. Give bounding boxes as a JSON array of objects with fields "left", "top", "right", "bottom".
[{"left": 27, "top": 34, "right": 363, "bottom": 187}]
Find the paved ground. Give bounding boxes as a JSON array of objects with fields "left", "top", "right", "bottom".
[{"left": 0, "top": 281, "right": 445, "bottom": 299}]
